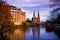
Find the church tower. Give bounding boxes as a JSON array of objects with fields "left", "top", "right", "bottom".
[
  {"left": 38, "top": 10, "right": 40, "bottom": 18},
  {"left": 32, "top": 10, "right": 36, "bottom": 24},
  {"left": 37, "top": 10, "right": 40, "bottom": 24},
  {"left": 33, "top": 10, "right": 35, "bottom": 18},
  {"left": 32, "top": 10, "right": 40, "bottom": 25}
]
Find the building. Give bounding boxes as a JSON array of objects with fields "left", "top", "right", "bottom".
[
  {"left": 0, "top": 0, "right": 26, "bottom": 25},
  {"left": 10, "top": 6, "right": 26, "bottom": 25},
  {"left": 32, "top": 10, "right": 40, "bottom": 25}
]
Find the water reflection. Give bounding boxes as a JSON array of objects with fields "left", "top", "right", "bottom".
[
  {"left": 0, "top": 28, "right": 26, "bottom": 40},
  {"left": 8, "top": 29, "right": 26, "bottom": 40},
  {"left": 0, "top": 31, "right": 10, "bottom": 40},
  {"left": 40, "top": 28, "right": 58, "bottom": 40},
  {"left": 0, "top": 25, "right": 60, "bottom": 40},
  {"left": 32, "top": 25, "right": 40, "bottom": 40},
  {"left": 54, "top": 29, "right": 60, "bottom": 39},
  {"left": 45, "top": 26, "right": 60, "bottom": 40}
]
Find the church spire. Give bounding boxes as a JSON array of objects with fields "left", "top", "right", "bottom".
[
  {"left": 38, "top": 10, "right": 40, "bottom": 18},
  {"left": 33, "top": 10, "right": 35, "bottom": 18}
]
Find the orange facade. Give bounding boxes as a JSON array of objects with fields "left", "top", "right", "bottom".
[{"left": 10, "top": 7, "right": 26, "bottom": 25}]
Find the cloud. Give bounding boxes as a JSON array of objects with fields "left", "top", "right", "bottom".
[
  {"left": 40, "top": 17, "right": 48, "bottom": 21},
  {"left": 39, "top": 8, "right": 50, "bottom": 21},
  {"left": 40, "top": 0, "right": 49, "bottom": 4},
  {"left": 40, "top": 8, "right": 50, "bottom": 16},
  {"left": 7, "top": 0, "right": 49, "bottom": 8},
  {"left": 23, "top": 0, "right": 31, "bottom": 2},
  {"left": 6, "top": 0, "right": 50, "bottom": 21},
  {"left": 6, "top": 0, "right": 41, "bottom": 8},
  {"left": 7, "top": 0, "right": 39, "bottom": 4},
  {"left": 19, "top": 4, "right": 40, "bottom": 7},
  {"left": 22, "top": 8, "right": 50, "bottom": 21},
  {"left": 22, "top": 9, "right": 33, "bottom": 19}
]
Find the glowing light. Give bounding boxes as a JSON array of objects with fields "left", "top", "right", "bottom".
[{"left": 15, "top": 22, "right": 20, "bottom": 25}]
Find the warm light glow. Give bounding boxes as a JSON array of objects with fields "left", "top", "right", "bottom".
[
  {"left": 14, "top": 29, "right": 26, "bottom": 38},
  {"left": 14, "top": 29, "right": 23, "bottom": 37},
  {"left": 15, "top": 22, "right": 20, "bottom": 25},
  {"left": 10, "top": 19, "right": 15, "bottom": 22},
  {"left": 10, "top": 10, "right": 17, "bottom": 11}
]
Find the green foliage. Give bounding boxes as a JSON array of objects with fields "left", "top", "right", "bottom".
[
  {"left": 20, "top": 21, "right": 30, "bottom": 32},
  {"left": 22, "top": 21, "right": 30, "bottom": 27},
  {"left": 7, "top": 22, "right": 16, "bottom": 27}
]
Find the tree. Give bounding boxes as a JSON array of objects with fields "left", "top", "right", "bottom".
[
  {"left": 49, "top": 0, "right": 60, "bottom": 24},
  {"left": 0, "top": 1, "right": 12, "bottom": 26},
  {"left": 49, "top": 0, "right": 60, "bottom": 8}
]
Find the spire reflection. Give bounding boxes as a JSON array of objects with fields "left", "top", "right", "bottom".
[{"left": 32, "top": 25, "right": 40, "bottom": 40}]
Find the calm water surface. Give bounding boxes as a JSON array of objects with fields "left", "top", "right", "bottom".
[
  {"left": 0, "top": 26, "right": 59, "bottom": 40},
  {"left": 26, "top": 27, "right": 59, "bottom": 40}
]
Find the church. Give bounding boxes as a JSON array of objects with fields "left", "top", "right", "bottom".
[{"left": 32, "top": 10, "right": 40, "bottom": 25}]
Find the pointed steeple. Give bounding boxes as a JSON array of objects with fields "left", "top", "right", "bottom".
[
  {"left": 38, "top": 10, "right": 40, "bottom": 18},
  {"left": 33, "top": 10, "right": 35, "bottom": 18}
]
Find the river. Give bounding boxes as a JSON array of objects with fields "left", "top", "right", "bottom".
[{"left": 0, "top": 26, "right": 59, "bottom": 40}]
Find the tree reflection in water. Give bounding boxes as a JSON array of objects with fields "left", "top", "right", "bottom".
[
  {"left": 54, "top": 29, "right": 60, "bottom": 39},
  {"left": 0, "top": 25, "right": 40, "bottom": 40},
  {"left": 45, "top": 26, "right": 60, "bottom": 40},
  {"left": 0, "top": 25, "right": 60, "bottom": 40},
  {"left": 0, "top": 31, "right": 10, "bottom": 40}
]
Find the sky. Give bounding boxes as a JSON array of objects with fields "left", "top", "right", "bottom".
[{"left": 6, "top": 0, "right": 50, "bottom": 21}]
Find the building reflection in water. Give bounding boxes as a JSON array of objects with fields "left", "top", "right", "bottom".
[
  {"left": 0, "top": 28, "right": 26, "bottom": 40},
  {"left": 12, "top": 29, "right": 26, "bottom": 40},
  {"left": 32, "top": 25, "right": 40, "bottom": 40},
  {"left": 0, "top": 26, "right": 60, "bottom": 40}
]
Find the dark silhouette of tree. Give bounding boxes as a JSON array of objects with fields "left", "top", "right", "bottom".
[
  {"left": 26, "top": 18, "right": 32, "bottom": 23},
  {"left": 49, "top": 0, "right": 60, "bottom": 8},
  {"left": 49, "top": 0, "right": 60, "bottom": 24}
]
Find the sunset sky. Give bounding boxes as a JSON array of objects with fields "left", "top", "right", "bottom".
[{"left": 6, "top": 0, "right": 50, "bottom": 21}]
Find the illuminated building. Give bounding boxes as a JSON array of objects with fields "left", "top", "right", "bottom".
[
  {"left": 10, "top": 6, "right": 26, "bottom": 25},
  {"left": 0, "top": 0, "right": 26, "bottom": 25}
]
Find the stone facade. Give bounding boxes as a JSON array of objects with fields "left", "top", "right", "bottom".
[{"left": 10, "top": 6, "right": 26, "bottom": 25}]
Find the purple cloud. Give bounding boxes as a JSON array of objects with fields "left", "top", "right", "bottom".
[{"left": 6, "top": 0, "right": 50, "bottom": 21}]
